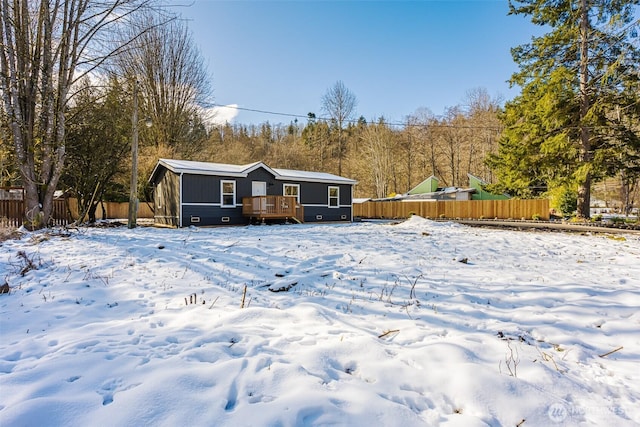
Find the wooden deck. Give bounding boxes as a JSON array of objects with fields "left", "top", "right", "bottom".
[{"left": 242, "top": 196, "right": 304, "bottom": 223}]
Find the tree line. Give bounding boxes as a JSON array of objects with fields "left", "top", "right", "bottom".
[
  {"left": 202, "top": 87, "right": 503, "bottom": 200},
  {"left": 1, "top": 0, "right": 639, "bottom": 228}
]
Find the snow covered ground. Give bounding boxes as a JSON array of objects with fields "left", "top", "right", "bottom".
[{"left": 1, "top": 217, "right": 639, "bottom": 426}]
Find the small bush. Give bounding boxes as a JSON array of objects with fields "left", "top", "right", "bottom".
[
  {"left": 17, "top": 251, "right": 39, "bottom": 276},
  {"left": 558, "top": 188, "right": 577, "bottom": 217}
]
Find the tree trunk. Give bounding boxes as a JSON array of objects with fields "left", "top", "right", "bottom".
[
  {"left": 88, "top": 202, "right": 98, "bottom": 223},
  {"left": 577, "top": 0, "right": 592, "bottom": 218}
]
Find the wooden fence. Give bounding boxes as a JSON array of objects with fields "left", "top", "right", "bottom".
[
  {"left": 353, "top": 199, "right": 550, "bottom": 221},
  {"left": 67, "top": 199, "right": 154, "bottom": 221},
  {"left": 1, "top": 198, "right": 154, "bottom": 228},
  {"left": 1, "top": 199, "right": 71, "bottom": 228}
]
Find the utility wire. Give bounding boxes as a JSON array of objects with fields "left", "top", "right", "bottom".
[{"left": 204, "top": 103, "right": 506, "bottom": 131}]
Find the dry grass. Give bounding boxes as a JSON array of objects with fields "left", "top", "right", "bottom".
[{"left": 0, "top": 227, "right": 22, "bottom": 243}]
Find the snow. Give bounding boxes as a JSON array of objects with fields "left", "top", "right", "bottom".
[{"left": 1, "top": 216, "right": 639, "bottom": 426}]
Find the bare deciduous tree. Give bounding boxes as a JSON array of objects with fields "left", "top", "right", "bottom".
[
  {"left": 114, "top": 11, "right": 212, "bottom": 204},
  {"left": 116, "top": 12, "right": 212, "bottom": 158},
  {"left": 0, "top": 0, "right": 159, "bottom": 229},
  {"left": 361, "top": 119, "right": 396, "bottom": 198},
  {"left": 321, "top": 81, "right": 357, "bottom": 176}
]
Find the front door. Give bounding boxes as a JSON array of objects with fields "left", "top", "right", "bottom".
[
  {"left": 252, "top": 181, "right": 267, "bottom": 196},
  {"left": 252, "top": 181, "right": 267, "bottom": 212}
]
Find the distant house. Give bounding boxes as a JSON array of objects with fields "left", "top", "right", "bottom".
[
  {"left": 373, "top": 174, "right": 508, "bottom": 202},
  {"left": 407, "top": 175, "right": 439, "bottom": 196},
  {"left": 467, "top": 174, "right": 510, "bottom": 201},
  {"left": 148, "top": 159, "right": 358, "bottom": 227}
]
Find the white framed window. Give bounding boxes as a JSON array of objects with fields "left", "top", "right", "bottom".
[
  {"left": 221, "top": 180, "right": 236, "bottom": 207},
  {"left": 283, "top": 184, "right": 300, "bottom": 203},
  {"left": 328, "top": 186, "right": 339, "bottom": 208}
]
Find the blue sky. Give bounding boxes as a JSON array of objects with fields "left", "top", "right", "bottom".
[{"left": 171, "top": 0, "right": 544, "bottom": 125}]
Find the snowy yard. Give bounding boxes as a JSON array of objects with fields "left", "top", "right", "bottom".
[{"left": 1, "top": 217, "right": 639, "bottom": 426}]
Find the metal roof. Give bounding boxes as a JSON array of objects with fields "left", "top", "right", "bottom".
[{"left": 150, "top": 159, "right": 357, "bottom": 185}]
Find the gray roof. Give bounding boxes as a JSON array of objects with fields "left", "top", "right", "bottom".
[{"left": 150, "top": 159, "right": 357, "bottom": 185}]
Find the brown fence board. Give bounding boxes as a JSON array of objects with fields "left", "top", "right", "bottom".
[
  {"left": 1, "top": 199, "right": 24, "bottom": 227},
  {"left": 1, "top": 199, "right": 71, "bottom": 227},
  {"left": 67, "top": 198, "right": 154, "bottom": 221},
  {"left": 353, "top": 199, "right": 549, "bottom": 221}
]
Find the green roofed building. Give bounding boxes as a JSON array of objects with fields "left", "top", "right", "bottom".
[
  {"left": 468, "top": 174, "right": 510, "bottom": 201},
  {"left": 407, "top": 176, "right": 439, "bottom": 195}
]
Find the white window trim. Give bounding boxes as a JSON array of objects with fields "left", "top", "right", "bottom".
[
  {"left": 156, "top": 182, "right": 162, "bottom": 209},
  {"left": 283, "top": 183, "right": 300, "bottom": 203},
  {"left": 328, "top": 186, "right": 339, "bottom": 208},
  {"left": 221, "top": 180, "right": 236, "bottom": 208}
]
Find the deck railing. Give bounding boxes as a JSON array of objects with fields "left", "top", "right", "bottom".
[{"left": 242, "top": 196, "right": 304, "bottom": 223}]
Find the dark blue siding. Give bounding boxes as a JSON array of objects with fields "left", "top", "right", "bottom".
[
  {"left": 303, "top": 206, "right": 351, "bottom": 222},
  {"left": 183, "top": 175, "right": 218, "bottom": 203},
  {"left": 182, "top": 205, "right": 246, "bottom": 226}
]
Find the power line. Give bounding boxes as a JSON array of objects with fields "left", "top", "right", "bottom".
[{"left": 204, "top": 102, "right": 505, "bottom": 131}]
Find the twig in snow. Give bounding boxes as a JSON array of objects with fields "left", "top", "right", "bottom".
[
  {"left": 378, "top": 329, "right": 400, "bottom": 339},
  {"left": 404, "top": 273, "right": 423, "bottom": 299},
  {"left": 536, "top": 348, "right": 562, "bottom": 372},
  {"left": 404, "top": 305, "right": 413, "bottom": 320},
  {"left": 501, "top": 340, "right": 519, "bottom": 377},
  {"left": 599, "top": 346, "right": 623, "bottom": 358},
  {"left": 516, "top": 419, "right": 526, "bottom": 427},
  {"left": 208, "top": 296, "right": 219, "bottom": 309},
  {"left": 240, "top": 285, "right": 247, "bottom": 308}
]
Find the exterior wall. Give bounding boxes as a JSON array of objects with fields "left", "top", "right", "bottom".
[
  {"left": 182, "top": 204, "right": 246, "bottom": 226},
  {"left": 295, "top": 181, "right": 353, "bottom": 222},
  {"left": 182, "top": 174, "right": 217, "bottom": 203},
  {"left": 181, "top": 168, "right": 278, "bottom": 226},
  {"left": 154, "top": 169, "right": 180, "bottom": 227},
  {"left": 181, "top": 173, "right": 244, "bottom": 226},
  {"left": 244, "top": 169, "right": 278, "bottom": 196}
]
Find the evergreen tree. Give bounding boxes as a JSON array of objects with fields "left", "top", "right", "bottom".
[
  {"left": 63, "top": 77, "right": 132, "bottom": 222},
  {"left": 489, "top": 0, "right": 640, "bottom": 216}
]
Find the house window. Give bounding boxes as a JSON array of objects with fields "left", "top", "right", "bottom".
[
  {"left": 328, "top": 186, "right": 339, "bottom": 208},
  {"left": 221, "top": 180, "right": 236, "bottom": 207},
  {"left": 283, "top": 184, "right": 300, "bottom": 203}
]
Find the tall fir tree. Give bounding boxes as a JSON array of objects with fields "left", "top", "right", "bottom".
[{"left": 488, "top": 0, "right": 640, "bottom": 217}]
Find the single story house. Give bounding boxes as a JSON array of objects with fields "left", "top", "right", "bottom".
[{"left": 148, "top": 159, "right": 358, "bottom": 227}]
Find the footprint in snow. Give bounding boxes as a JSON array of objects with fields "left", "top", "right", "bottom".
[
  {"left": 98, "top": 378, "right": 141, "bottom": 406},
  {"left": 224, "top": 359, "right": 248, "bottom": 412}
]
